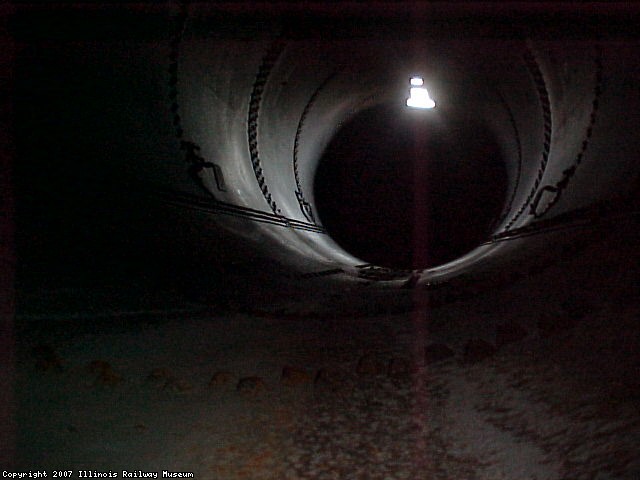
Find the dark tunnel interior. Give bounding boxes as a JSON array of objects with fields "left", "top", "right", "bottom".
[
  {"left": 314, "top": 103, "right": 508, "bottom": 269},
  {"left": 2, "top": 2, "right": 640, "bottom": 476},
  {"left": 12, "top": 43, "right": 167, "bottom": 289}
]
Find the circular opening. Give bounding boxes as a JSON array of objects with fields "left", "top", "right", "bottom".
[{"left": 313, "top": 103, "right": 508, "bottom": 269}]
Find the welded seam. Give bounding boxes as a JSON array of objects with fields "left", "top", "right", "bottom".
[
  {"left": 292, "top": 198, "right": 637, "bottom": 283},
  {"left": 490, "top": 199, "right": 637, "bottom": 244},
  {"left": 157, "top": 189, "right": 326, "bottom": 233},
  {"left": 247, "top": 39, "right": 287, "bottom": 216},
  {"left": 503, "top": 43, "right": 553, "bottom": 230},
  {"left": 493, "top": 87, "right": 523, "bottom": 228},
  {"left": 529, "top": 45, "right": 604, "bottom": 218},
  {"left": 422, "top": 205, "right": 624, "bottom": 306},
  {"left": 293, "top": 71, "right": 338, "bottom": 224},
  {"left": 350, "top": 195, "right": 627, "bottom": 285}
]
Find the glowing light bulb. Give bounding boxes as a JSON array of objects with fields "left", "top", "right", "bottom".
[{"left": 406, "top": 78, "right": 436, "bottom": 109}]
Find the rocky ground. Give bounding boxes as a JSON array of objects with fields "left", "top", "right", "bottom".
[{"left": 10, "top": 227, "right": 640, "bottom": 479}]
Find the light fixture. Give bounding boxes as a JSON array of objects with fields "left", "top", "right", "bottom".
[{"left": 406, "top": 76, "right": 435, "bottom": 109}]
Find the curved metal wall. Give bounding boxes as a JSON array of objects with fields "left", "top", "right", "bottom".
[
  {"left": 11, "top": 3, "right": 640, "bottom": 310},
  {"left": 162, "top": 7, "right": 640, "bottom": 293}
]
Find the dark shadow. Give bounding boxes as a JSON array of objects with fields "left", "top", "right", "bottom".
[{"left": 314, "top": 103, "right": 508, "bottom": 269}]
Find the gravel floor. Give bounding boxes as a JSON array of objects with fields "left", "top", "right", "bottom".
[
  {"left": 11, "top": 231, "right": 640, "bottom": 478},
  {"left": 12, "top": 302, "right": 640, "bottom": 479}
]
